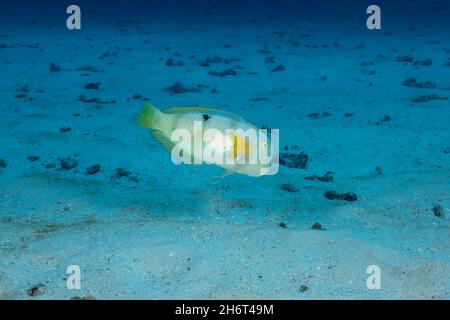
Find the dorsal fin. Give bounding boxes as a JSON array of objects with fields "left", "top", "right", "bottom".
[{"left": 163, "top": 107, "right": 247, "bottom": 123}]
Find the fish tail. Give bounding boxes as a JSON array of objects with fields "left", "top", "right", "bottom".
[{"left": 138, "top": 102, "right": 163, "bottom": 130}]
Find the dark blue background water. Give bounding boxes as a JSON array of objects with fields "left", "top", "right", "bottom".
[{"left": 1, "top": 0, "right": 449, "bottom": 30}]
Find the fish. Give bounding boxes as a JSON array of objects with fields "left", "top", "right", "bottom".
[{"left": 138, "top": 103, "right": 278, "bottom": 177}]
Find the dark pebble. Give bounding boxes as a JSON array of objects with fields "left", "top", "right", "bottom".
[
  {"left": 325, "top": 191, "right": 357, "bottom": 201},
  {"left": 77, "top": 94, "right": 116, "bottom": 104},
  {"left": 271, "top": 64, "right": 286, "bottom": 72},
  {"left": 305, "top": 171, "right": 333, "bottom": 182},
  {"left": 411, "top": 94, "right": 447, "bottom": 103},
  {"left": 84, "top": 82, "right": 101, "bottom": 90},
  {"left": 0, "top": 158, "right": 6, "bottom": 168},
  {"left": 319, "top": 172, "right": 333, "bottom": 182},
  {"left": 76, "top": 65, "right": 98, "bottom": 73},
  {"left": 208, "top": 68, "right": 237, "bottom": 77},
  {"left": 27, "top": 155, "right": 40, "bottom": 162},
  {"left": 164, "top": 81, "right": 201, "bottom": 94},
  {"left": 432, "top": 204, "right": 443, "bottom": 217},
  {"left": 71, "top": 295, "right": 96, "bottom": 300},
  {"left": 15, "top": 93, "right": 27, "bottom": 99},
  {"left": 312, "top": 222, "right": 322, "bottom": 230},
  {"left": 59, "top": 127, "right": 71, "bottom": 133},
  {"left": 279, "top": 222, "right": 288, "bottom": 229},
  {"left": 265, "top": 56, "right": 276, "bottom": 64},
  {"left": 339, "top": 192, "right": 358, "bottom": 201},
  {"left": 128, "top": 176, "right": 139, "bottom": 183},
  {"left": 166, "top": 58, "right": 184, "bottom": 66},
  {"left": 413, "top": 58, "right": 432, "bottom": 66},
  {"left": 396, "top": 55, "right": 413, "bottom": 63},
  {"left": 112, "top": 168, "right": 139, "bottom": 182},
  {"left": 402, "top": 77, "right": 436, "bottom": 89},
  {"left": 27, "top": 284, "right": 46, "bottom": 297},
  {"left": 115, "top": 167, "right": 130, "bottom": 177},
  {"left": 86, "top": 164, "right": 101, "bottom": 175},
  {"left": 325, "top": 190, "right": 339, "bottom": 200},
  {"left": 279, "top": 152, "right": 308, "bottom": 169},
  {"left": 281, "top": 183, "right": 298, "bottom": 192},
  {"left": 299, "top": 285, "right": 309, "bottom": 293},
  {"left": 49, "top": 62, "right": 61, "bottom": 72},
  {"left": 60, "top": 157, "right": 79, "bottom": 170}
]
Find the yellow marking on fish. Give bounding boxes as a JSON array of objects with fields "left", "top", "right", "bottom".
[{"left": 232, "top": 134, "right": 250, "bottom": 159}]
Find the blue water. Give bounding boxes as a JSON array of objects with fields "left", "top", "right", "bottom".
[{"left": 0, "top": 0, "right": 449, "bottom": 299}]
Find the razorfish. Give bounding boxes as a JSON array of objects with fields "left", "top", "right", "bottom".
[{"left": 138, "top": 103, "right": 279, "bottom": 177}]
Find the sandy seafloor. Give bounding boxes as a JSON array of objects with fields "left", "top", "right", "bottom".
[{"left": 0, "top": 1, "right": 450, "bottom": 299}]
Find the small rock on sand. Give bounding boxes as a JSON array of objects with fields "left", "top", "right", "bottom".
[
  {"left": 71, "top": 294, "right": 96, "bottom": 300},
  {"left": 432, "top": 204, "right": 443, "bottom": 217},
  {"left": 84, "top": 82, "right": 101, "bottom": 90},
  {"left": 86, "top": 164, "right": 101, "bottom": 175},
  {"left": 305, "top": 171, "right": 333, "bottom": 182},
  {"left": 112, "top": 167, "right": 139, "bottom": 182},
  {"left": 325, "top": 191, "right": 358, "bottom": 201},
  {"left": 27, "top": 284, "right": 46, "bottom": 297},
  {"left": 27, "top": 155, "right": 40, "bottom": 162},
  {"left": 312, "top": 223, "right": 323, "bottom": 230},
  {"left": 0, "top": 158, "right": 6, "bottom": 168},
  {"left": 271, "top": 64, "right": 286, "bottom": 72},
  {"left": 281, "top": 183, "right": 298, "bottom": 192},
  {"left": 164, "top": 81, "right": 201, "bottom": 94},
  {"left": 60, "top": 157, "right": 79, "bottom": 170},
  {"left": 59, "top": 127, "right": 72, "bottom": 133},
  {"left": 299, "top": 285, "right": 309, "bottom": 293},
  {"left": 279, "top": 153, "right": 308, "bottom": 169},
  {"left": 49, "top": 62, "right": 61, "bottom": 72},
  {"left": 411, "top": 94, "right": 447, "bottom": 103}
]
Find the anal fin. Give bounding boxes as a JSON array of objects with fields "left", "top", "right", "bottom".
[
  {"left": 151, "top": 131, "right": 174, "bottom": 152},
  {"left": 221, "top": 169, "right": 235, "bottom": 178}
]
